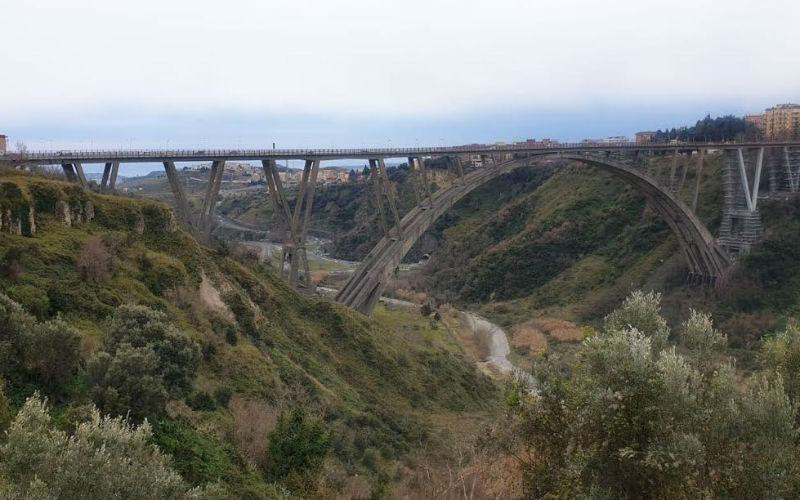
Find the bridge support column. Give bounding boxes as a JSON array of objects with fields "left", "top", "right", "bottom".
[
  {"left": 198, "top": 160, "right": 226, "bottom": 237},
  {"left": 109, "top": 161, "right": 120, "bottom": 189},
  {"left": 407, "top": 157, "right": 424, "bottom": 206},
  {"left": 369, "top": 159, "right": 389, "bottom": 235},
  {"left": 691, "top": 149, "right": 705, "bottom": 211},
  {"left": 368, "top": 159, "right": 402, "bottom": 239},
  {"left": 163, "top": 161, "right": 194, "bottom": 230},
  {"left": 262, "top": 159, "right": 294, "bottom": 278},
  {"left": 61, "top": 162, "right": 89, "bottom": 188},
  {"left": 718, "top": 148, "right": 764, "bottom": 255},
  {"left": 669, "top": 149, "right": 679, "bottom": 193},
  {"left": 99, "top": 161, "right": 120, "bottom": 190},
  {"left": 61, "top": 163, "right": 77, "bottom": 183},
  {"left": 298, "top": 159, "right": 321, "bottom": 292},
  {"left": 783, "top": 147, "right": 800, "bottom": 193},
  {"left": 677, "top": 151, "right": 690, "bottom": 193},
  {"left": 100, "top": 162, "right": 112, "bottom": 189},
  {"left": 414, "top": 156, "right": 434, "bottom": 206}
]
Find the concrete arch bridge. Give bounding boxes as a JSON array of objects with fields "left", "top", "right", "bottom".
[{"left": 8, "top": 141, "right": 800, "bottom": 314}]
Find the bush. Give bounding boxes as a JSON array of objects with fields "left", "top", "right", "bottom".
[
  {"left": 762, "top": 321, "right": 800, "bottom": 404},
  {"left": 76, "top": 237, "right": 112, "bottom": 284},
  {"left": 88, "top": 346, "right": 168, "bottom": 421},
  {"left": 187, "top": 391, "right": 216, "bottom": 412},
  {"left": 502, "top": 290, "right": 800, "bottom": 500},
  {"left": 105, "top": 304, "right": 200, "bottom": 396},
  {"left": 266, "top": 409, "right": 332, "bottom": 492},
  {"left": 23, "top": 318, "right": 82, "bottom": 392},
  {"left": 0, "top": 293, "right": 36, "bottom": 380},
  {"left": 0, "top": 393, "right": 202, "bottom": 500},
  {"left": 214, "top": 387, "right": 233, "bottom": 408},
  {"left": 6, "top": 284, "right": 49, "bottom": 321},
  {"left": 603, "top": 289, "right": 669, "bottom": 351}
]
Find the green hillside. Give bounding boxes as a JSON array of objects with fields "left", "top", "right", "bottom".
[{"left": 0, "top": 171, "right": 498, "bottom": 498}]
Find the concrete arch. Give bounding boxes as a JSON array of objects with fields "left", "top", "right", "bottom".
[{"left": 336, "top": 154, "right": 730, "bottom": 314}]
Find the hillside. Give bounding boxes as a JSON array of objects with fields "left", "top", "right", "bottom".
[{"left": 0, "top": 171, "right": 500, "bottom": 499}]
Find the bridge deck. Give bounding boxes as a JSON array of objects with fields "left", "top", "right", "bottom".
[{"left": 5, "top": 141, "right": 800, "bottom": 164}]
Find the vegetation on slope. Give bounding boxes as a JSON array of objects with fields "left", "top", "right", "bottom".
[
  {"left": 0, "top": 171, "right": 498, "bottom": 498},
  {"left": 496, "top": 290, "right": 800, "bottom": 499}
]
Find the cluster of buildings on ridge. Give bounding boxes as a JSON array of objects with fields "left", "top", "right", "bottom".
[
  {"left": 744, "top": 104, "right": 800, "bottom": 140},
  {"left": 635, "top": 103, "right": 800, "bottom": 144}
]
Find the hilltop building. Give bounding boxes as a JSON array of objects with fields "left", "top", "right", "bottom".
[
  {"left": 636, "top": 131, "right": 657, "bottom": 144},
  {"left": 745, "top": 104, "right": 800, "bottom": 140}
]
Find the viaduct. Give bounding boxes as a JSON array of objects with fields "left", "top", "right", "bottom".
[{"left": 5, "top": 141, "right": 800, "bottom": 314}]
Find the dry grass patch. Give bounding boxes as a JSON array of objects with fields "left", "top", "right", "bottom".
[
  {"left": 511, "top": 323, "right": 548, "bottom": 355},
  {"left": 229, "top": 396, "right": 278, "bottom": 468},
  {"left": 529, "top": 317, "right": 584, "bottom": 342}
]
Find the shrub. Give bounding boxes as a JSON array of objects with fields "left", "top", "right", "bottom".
[
  {"left": 76, "top": 236, "right": 112, "bottom": 284},
  {"left": 214, "top": 387, "right": 233, "bottom": 408},
  {"left": 762, "top": 321, "right": 800, "bottom": 404},
  {"left": 0, "top": 293, "right": 36, "bottom": 380},
  {"left": 231, "top": 398, "right": 278, "bottom": 468},
  {"left": 6, "top": 284, "right": 50, "bottom": 320},
  {"left": 23, "top": 318, "right": 82, "bottom": 392},
  {"left": 105, "top": 304, "right": 200, "bottom": 396},
  {"left": 603, "top": 289, "right": 669, "bottom": 351},
  {"left": 87, "top": 346, "right": 168, "bottom": 421},
  {"left": 187, "top": 391, "right": 216, "bottom": 412},
  {"left": 266, "top": 409, "right": 332, "bottom": 490},
  {"left": 0, "top": 393, "right": 200, "bottom": 500},
  {"left": 503, "top": 291, "right": 800, "bottom": 500}
]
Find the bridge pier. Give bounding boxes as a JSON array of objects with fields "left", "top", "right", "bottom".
[
  {"left": 99, "top": 161, "right": 121, "bottom": 191},
  {"left": 198, "top": 160, "right": 226, "bottom": 237},
  {"left": 718, "top": 148, "right": 765, "bottom": 255},
  {"left": 163, "top": 161, "right": 195, "bottom": 230},
  {"left": 61, "top": 163, "right": 77, "bottom": 183},
  {"left": 262, "top": 159, "right": 293, "bottom": 279},
  {"left": 691, "top": 149, "right": 705, "bottom": 211}
]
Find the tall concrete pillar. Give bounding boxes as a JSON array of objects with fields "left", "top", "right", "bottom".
[
  {"left": 73, "top": 162, "right": 89, "bottom": 188},
  {"left": 100, "top": 162, "right": 112, "bottom": 189},
  {"left": 109, "top": 161, "right": 120, "bottom": 189},
  {"left": 61, "top": 163, "right": 77, "bottom": 183},
  {"left": 163, "top": 161, "right": 194, "bottom": 230},
  {"left": 369, "top": 159, "right": 389, "bottom": 236},
  {"left": 198, "top": 160, "right": 225, "bottom": 235}
]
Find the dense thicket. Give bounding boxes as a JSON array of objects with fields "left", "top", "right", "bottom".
[{"left": 653, "top": 114, "right": 749, "bottom": 142}]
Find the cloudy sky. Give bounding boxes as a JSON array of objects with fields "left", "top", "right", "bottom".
[{"left": 2, "top": 0, "right": 799, "bottom": 172}]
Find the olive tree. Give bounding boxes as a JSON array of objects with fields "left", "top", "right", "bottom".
[{"left": 0, "top": 394, "right": 208, "bottom": 500}]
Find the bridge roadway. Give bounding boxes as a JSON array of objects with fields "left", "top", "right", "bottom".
[{"left": 7, "top": 141, "right": 800, "bottom": 164}]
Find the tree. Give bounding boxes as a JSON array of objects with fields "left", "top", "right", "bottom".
[
  {"left": 266, "top": 409, "right": 332, "bottom": 495},
  {"left": 761, "top": 321, "right": 800, "bottom": 404},
  {"left": 348, "top": 169, "right": 358, "bottom": 182},
  {"left": 0, "top": 393, "right": 210, "bottom": 500},
  {"left": 105, "top": 304, "right": 200, "bottom": 396},
  {"left": 362, "top": 165, "right": 370, "bottom": 178},
  {"left": 0, "top": 293, "right": 36, "bottom": 381},
  {"left": 88, "top": 345, "right": 168, "bottom": 421},
  {"left": 23, "top": 319, "right": 82, "bottom": 392}
]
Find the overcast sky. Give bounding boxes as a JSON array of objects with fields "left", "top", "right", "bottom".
[{"left": 2, "top": 0, "right": 799, "bottom": 172}]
